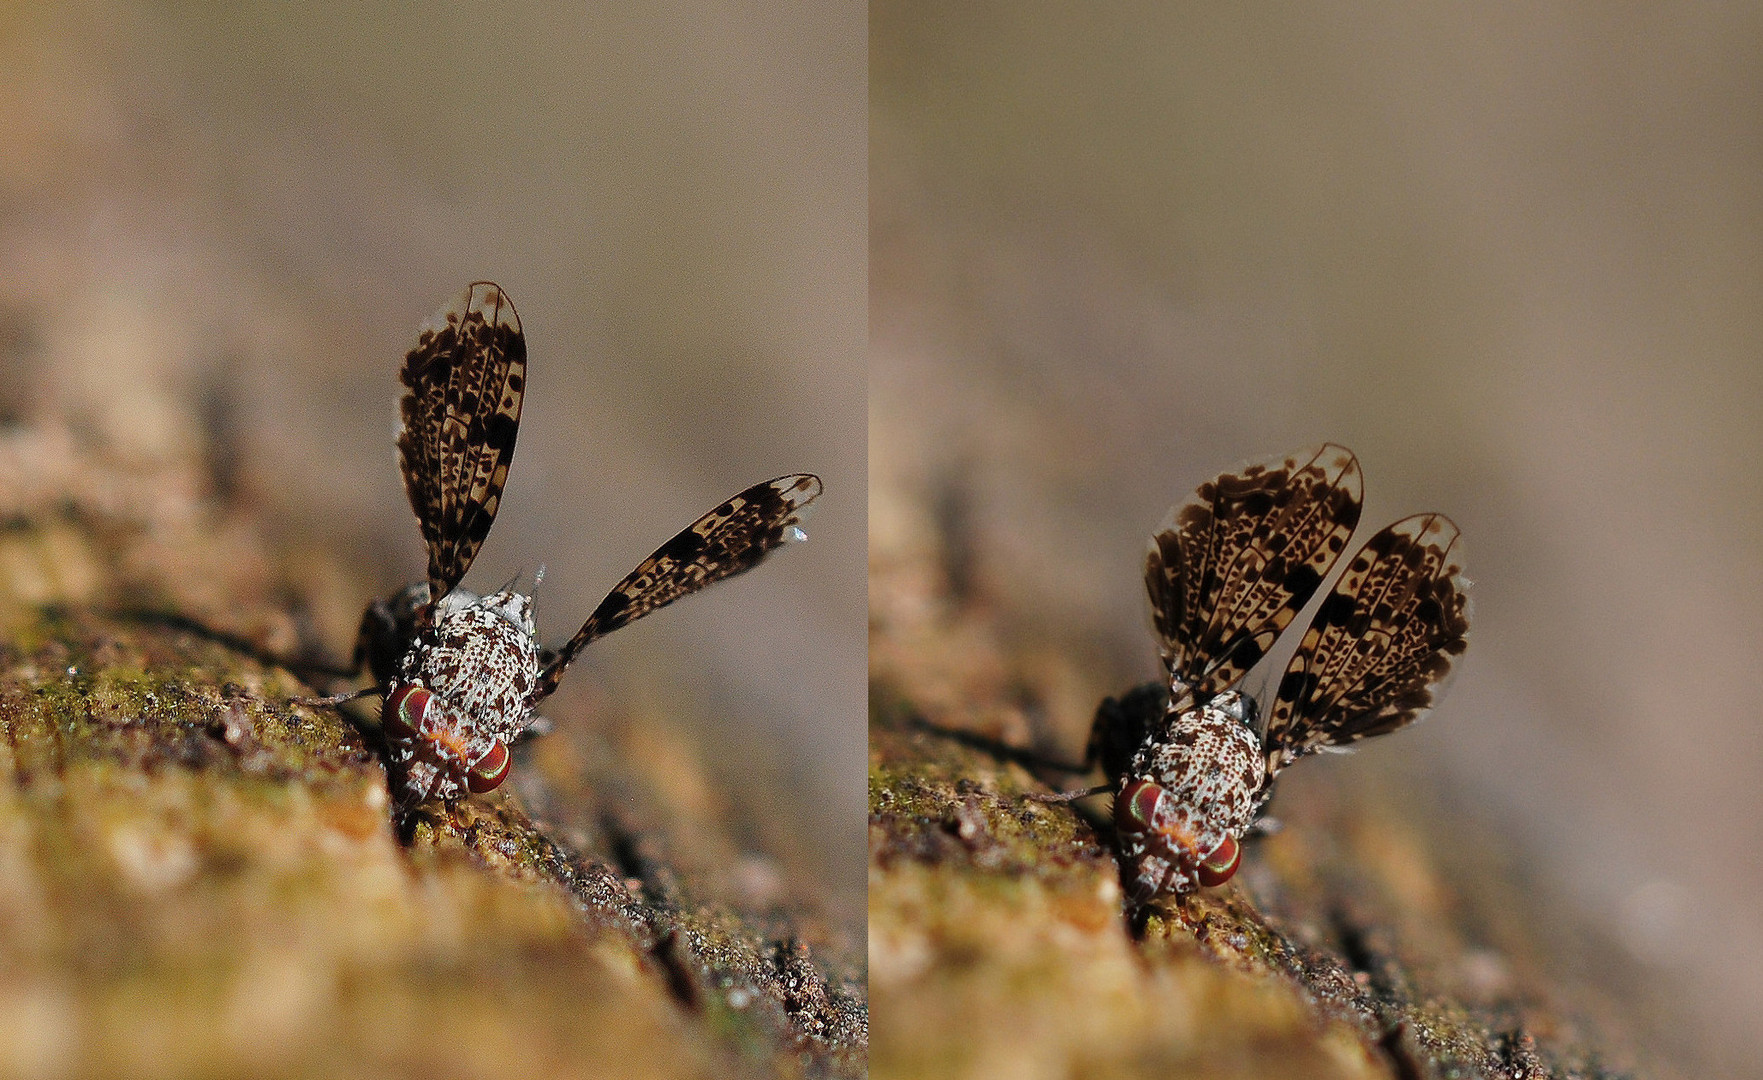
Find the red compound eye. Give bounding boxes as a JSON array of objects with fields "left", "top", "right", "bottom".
[
  {"left": 1197, "top": 834, "right": 1241, "bottom": 887},
  {"left": 466, "top": 738, "right": 512, "bottom": 793},
  {"left": 1115, "top": 780, "right": 1165, "bottom": 834},
  {"left": 383, "top": 685, "right": 430, "bottom": 740}
]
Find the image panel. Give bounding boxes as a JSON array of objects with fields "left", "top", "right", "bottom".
[
  {"left": 871, "top": 5, "right": 1757, "bottom": 1078},
  {"left": 0, "top": 4, "right": 866, "bottom": 1076}
]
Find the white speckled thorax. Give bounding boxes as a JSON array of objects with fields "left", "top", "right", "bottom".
[
  {"left": 400, "top": 584, "right": 540, "bottom": 745},
  {"left": 1118, "top": 689, "right": 1267, "bottom": 897},
  {"left": 1131, "top": 690, "right": 1266, "bottom": 835}
]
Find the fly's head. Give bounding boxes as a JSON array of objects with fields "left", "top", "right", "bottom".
[
  {"left": 382, "top": 584, "right": 540, "bottom": 806},
  {"left": 381, "top": 683, "right": 513, "bottom": 804},
  {"left": 1112, "top": 689, "right": 1265, "bottom": 906}
]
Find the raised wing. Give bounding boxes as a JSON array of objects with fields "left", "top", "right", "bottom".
[
  {"left": 1262, "top": 512, "right": 1470, "bottom": 774},
  {"left": 529, "top": 473, "right": 822, "bottom": 704},
  {"left": 397, "top": 282, "right": 527, "bottom": 602},
  {"left": 1146, "top": 444, "right": 1362, "bottom": 704}
]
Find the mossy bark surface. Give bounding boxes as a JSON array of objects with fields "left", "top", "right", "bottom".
[
  {"left": 0, "top": 426, "right": 864, "bottom": 1080},
  {"left": 869, "top": 528, "right": 1659, "bottom": 1080}
]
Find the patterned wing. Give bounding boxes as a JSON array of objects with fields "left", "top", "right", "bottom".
[
  {"left": 1145, "top": 445, "right": 1363, "bottom": 703},
  {"left": 397, "top": 282, "right": 527, "bottom": 602},
  {"left": 1262, "top": 513, "right": 1470, "bottom": 774},
  {"left": 530, "top": 473, "right": 822, "bottom": 703}
]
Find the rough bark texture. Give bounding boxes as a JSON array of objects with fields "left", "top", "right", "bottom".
[
  {"left": 869, "top": 517, "right": 1667, "bottom": 1080},
  {"left": 0, "top": 425, "right": 865, "bottom": 1080}
]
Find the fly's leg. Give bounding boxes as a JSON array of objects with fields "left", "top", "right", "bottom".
[
  {"left": 512, "top": 714, "right": 553, "bottom": 745},
  {"left": 288, "top": 597, "right": 398, "bottom": 708},
  {"left": 1086, "top": 681, "right": 1169, "bottom": 782},
  {"left": 1031, "top": 681, "right": 1173, "bottom": 803},
  {"left": 1025, "top": 783, "right": 1112, "bottom": 805}
]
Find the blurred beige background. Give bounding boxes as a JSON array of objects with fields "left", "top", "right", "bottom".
[
  {"left": 874, "top": 3, "right": 1763, "bottom": 1074},
  {"left": 0, "top": 2, "right": 865, "bottom": 930}
]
